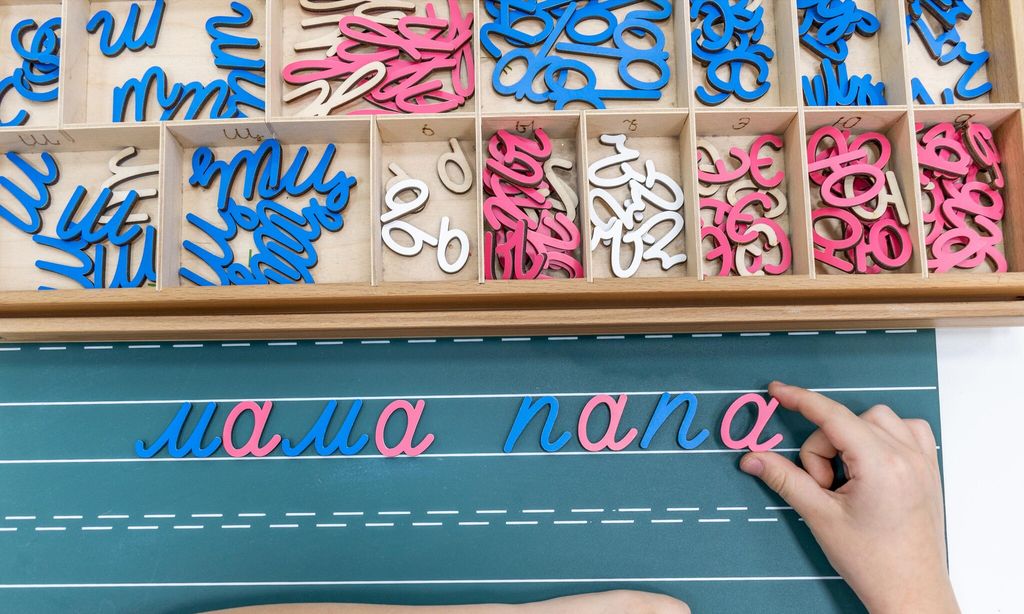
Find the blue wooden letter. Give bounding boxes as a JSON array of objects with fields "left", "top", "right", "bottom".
[
  {"left": 640, "top": 392, "right": 709, "bottom": 450},
  {"left": 280, "top": 400, "right": 369, "bottom": 456},
  {"left": 135, "top": 401, "right": 222, "bottom": 458},
  {"left": 503, "top": 395, "right": 571, "bottom": 453}
]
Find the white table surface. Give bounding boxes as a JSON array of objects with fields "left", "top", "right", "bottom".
[{"left": 938, "top": 328, "right": 1023, "bottom": 614}]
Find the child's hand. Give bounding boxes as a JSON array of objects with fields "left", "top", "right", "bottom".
[
  {"left": 204, "top": 590, "right": 689, "bottom": 613},
  {"left": 740, "top": 382, "right": 958, "bottom": 614}
]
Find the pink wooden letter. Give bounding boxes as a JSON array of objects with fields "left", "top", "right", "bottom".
[
  {"left": 720, "top": 393, "right": 785, "bottom": 451},
  {"left": 375, "top": 399, "right": 436, "bottom": 457},
  {"left": 578, "top": 394, "right": 638, "bottom": 452},
  {"left": 223, "top": 401, "right": 282, "bottom": 457}
]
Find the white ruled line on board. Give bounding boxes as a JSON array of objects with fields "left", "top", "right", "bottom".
[
  {"left": 0, "top": 510, "right": 799, "bottom": 531},
  {"left": 221, "top": 343, "right": 251, "bottom": 347},
  {"left": 39, "top": 347, "right": 66, "bottom": 351},
  {"left": 0, "top": 577, "right": 847, "bottom": 589},
  {"left": 0, "top": 508, "right": 800, "bottom": 528},
  {"left": 0, "top": 385, "right": 936, "bottom": 408},
  {"left": 5, "top": 329, "right": 915, "bottom": 358},
  {"left": 500, "top": 337, "right": 530, "bottom": 342},
  {"left": 0, "top": 448, "right": 821, "bottom": 464}
]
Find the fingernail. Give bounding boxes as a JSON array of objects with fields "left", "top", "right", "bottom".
[{"left": 740, "top": 456, "right": 764, "bottom": 477}]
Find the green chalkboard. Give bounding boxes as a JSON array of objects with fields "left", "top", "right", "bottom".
[{"left": 0, "top": 330, "right": 941, "bottom": 613}]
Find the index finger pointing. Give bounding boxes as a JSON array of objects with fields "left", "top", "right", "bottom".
[{"left": 768, "top": 381, "right": 876, "bottom": 452}]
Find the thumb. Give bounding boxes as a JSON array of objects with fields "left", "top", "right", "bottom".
[{"left": 740, "top": 452, "right": 835, "bottom": 520}]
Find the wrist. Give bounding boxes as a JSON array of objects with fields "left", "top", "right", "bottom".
[{"left": 865, "top": 579, "right": 959, "bottom": 614}]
